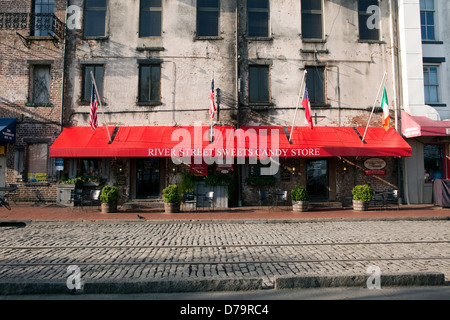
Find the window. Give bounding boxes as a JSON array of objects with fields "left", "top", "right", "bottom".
[
  {"left": 423, "top": 66, "right": 439, "bottom": 104},
  {"left": 82, "top": 65, "right": 104, "bottom": 102},
  {"left": 247, "top": 0, "right": 269, "bottom": 38},
  {"left": 138, "top": 64, "right": 161, "bottom": 103},
  {"left": 305, "top": 66, "right": 325, "bottom": 105},
  {"left": 27, "top": 143, "right": 48, "bottom": 182},
  {"left": 31, "top": 0, "right": 55, "bottom": 37},
  {"left": 301, "top": 0, "right": 323, "bottom": 40},
  {"left": 249, "top": 65, "right": 269, "bottom": 103},
  {"left": 32, "top": 65, "right": 50, "bottom": 104},
  {"left": 420, "top": 0, "right": 435, "bottom": 40},
  {"left": 358, "top": 0, "right": 380, "bottom": 41},
  {"left": 424, "top": 144, "right": 444, "bottom": 182},
  {"left": 139, "top": 0, "right": 162, "bottom": 37},
  {"left": 83, "top": 0, "right": 107, "bottom": 37},
  {"left": 197, "top": 0, "right": 219, "bottom": 37},
  {"left": 82, "top": 158, "right": 101, "bottom": 177}
]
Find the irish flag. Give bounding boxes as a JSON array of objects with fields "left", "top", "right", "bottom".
[{"left": 381, "top": 87, "right": 390, "bottom": 131}]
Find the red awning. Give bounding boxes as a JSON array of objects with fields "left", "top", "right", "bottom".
[
  {"left": 49, "top": 126, "right": 117, "bottom": 158},
  {"left": 401, "top": 111, "right": 450, "bottom": 138},
  {"left": 237, "top": 126, "right": 411, "bottom": 157},
  {"left": 50, "top": 126, "right": 234, "bottom": 158},
  {"left": 50, "top": 125, "right": 411, "bottom": 158}
]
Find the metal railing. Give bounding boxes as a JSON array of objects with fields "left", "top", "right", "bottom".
[{"left": 0, "top": 12, "right": 65, "bottom": 39}]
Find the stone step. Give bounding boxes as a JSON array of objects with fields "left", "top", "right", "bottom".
[
  {"left": 308, "top": 201, "right": 343, "bottom": 208},
  {"left": 122, "top": 199, "right": 165, "bottom": 209}
]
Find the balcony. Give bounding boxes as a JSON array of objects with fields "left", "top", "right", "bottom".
[{"left": 0, "top": 12, "right": 65, "bottom": 40}]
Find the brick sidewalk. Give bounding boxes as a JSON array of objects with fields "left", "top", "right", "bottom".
[{"left": 0, "top": 203, "right": 449, "bottom": 222}]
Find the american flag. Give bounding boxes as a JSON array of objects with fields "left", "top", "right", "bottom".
[
  {"left": 209, "top": 78, "right": 215, "bottom": 119},
  {"left": 90, "top": 83, "right": 98, "bottom": 130}
]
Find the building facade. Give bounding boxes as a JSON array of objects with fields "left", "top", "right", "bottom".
[
  {"left": 0, "top": 0, "right": 67, "bottom": 203},
  {"left": 48, "top": 0, "right": 412, "bottom": 209},
  {"left": 399, "top": 0, "right": 450, "bottom": 204}
]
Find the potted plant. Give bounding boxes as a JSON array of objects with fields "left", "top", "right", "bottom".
[
  {"left": 291, "top": 185, "right": 309, "bottom": 212},
  {"left": 352, "top": 184, "right": 374, "bottom": 211},
  {"left": 100, "top": 186, "right": 120, "bottom": 213},
  {"left": 163, "top": 184, "right": 180, "bottom": 213}
]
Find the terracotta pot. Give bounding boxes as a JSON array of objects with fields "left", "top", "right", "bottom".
[
  {"left": 292, "top": 200, "right": 309, "bottom": 212},
  {"left": 353, "top": 199, "right": 368, "bottom": 211},
  {"left": 164, "top": 202, "right": 180, "bottom": 213},
  {"left": 101, "top": 202, "right": 117, "bottom": 213}
]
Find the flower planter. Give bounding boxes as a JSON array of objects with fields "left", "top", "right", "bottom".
[
  {"left": 292, "top": 200, "right": 309, "bottom": 212},
  {"left": 164, "top": 202, "right": 180, "bottom": 214},
  {"left": 352, "top": 199, "right": 369, "bottom": 211},
  {"left": 101, "top": 202, "right": 117, "bottom": 213}
]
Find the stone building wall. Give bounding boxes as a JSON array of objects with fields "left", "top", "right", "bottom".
[{"left": 0, "top": 0, "right": 67, "bottom": 203}]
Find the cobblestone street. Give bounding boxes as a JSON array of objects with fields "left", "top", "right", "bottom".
[{"left": 1, "top": 219, "right": 449, "bottom": 292}]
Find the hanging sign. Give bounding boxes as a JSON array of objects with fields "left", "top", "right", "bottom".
[
  {"left": 364, "top": 169, "right": 386, "bottom": 176},
  {"left": 55, "top": 158, "right": 64, "bottom": 171},
  {"left": 189, "top": 158, "right": 208, "bottom": 176},
  {"left": 364, "top": 158, "right": 387, "bottom": 170}
]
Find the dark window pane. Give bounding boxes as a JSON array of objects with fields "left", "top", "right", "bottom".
[
  {"left": 358, "top": 0, "right": 380, "bottom": 40},
  {"left": 83, "top": 65, "right": 103, "bottom": 102},
  {"left": 248, "top": 12, "right": 269, "bottom": 37},
  {"left": 358, "top": 15, "right": 379, "bottom": 40},
  {"left": 249, "top": 66, "right": 269, "bottom": 103},
  {"left": 248, "top": 0, "right": 269, "bottom": 9},
  {"left": 32, "top": 65, "right": 50, "bottom": 103},
  {"left": 84, "top": 11, "right": 106, "bottom": 37},
  {"left": 424, "top": 144, "right": 443, "bottom": 180},
  {"left": 426, "top": 11, "right": 434, "bottom": 25},
  {"left": 302, "top": 14, "right": 322, "bottom": 39},
  {"left": 198, "top": 0, "right": 219, "bottom": 7},
  {"left": 85, "top": 0, "right": 106, "bottom": 7},
  {"left": 427, "top": 26, "right": 435, "bottom": 40},
  {"left": 197, "top": 11, "right": 219, "bottom": 37},
  {"left": 141, "top": 0, "right": 162, "bottom": 7},
  {"left": 358, "top": 0, "right": 378, "bottom": 9},
  {"left": 139, "top": 65, "right": 161, "bottom": 102},
  {"left": 150, "top": 66, "right": 161, "bottom": 101},
  {"left": 301, "top": 0, "right": 321, "bottom": 11},
  {"left": 32, "top": 0, "right": 55, "bottom": 36},
  {"left": 140, "top": 11, "right": 162, "bottom": 37},
  {"left": 139, "top": 66, "right": 150, "bottom": 102},
  {"left": 305, "top": 67, "right": 325, "bottom": 104}
]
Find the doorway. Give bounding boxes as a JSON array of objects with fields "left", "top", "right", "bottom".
[
  {"left": 136, "top": 158, "right": 161, "bottom": 198},
  {"left": 306, "top": 159, "right": 329, "bottom": 201}
]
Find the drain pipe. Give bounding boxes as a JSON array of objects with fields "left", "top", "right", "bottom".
[
  {"left": 389, "top": 0, "right": 398, "bottom": 131},
  {"left": 60, "top": 4, "right": 70, "bottom": 132},
  {"left": 236, "top": 0, "right": 242, "bottom": 207}
]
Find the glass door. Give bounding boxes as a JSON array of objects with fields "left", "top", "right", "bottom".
[
  {"left": 136, "top": 158, "right": 160, "bottom": 198},
  {"left": 306, "top": 159, "right": 329, "bottom": 201}
]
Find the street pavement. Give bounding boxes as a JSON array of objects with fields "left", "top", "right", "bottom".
[{"left": 0, "top": 203, "right": 449, "bottom": 296}]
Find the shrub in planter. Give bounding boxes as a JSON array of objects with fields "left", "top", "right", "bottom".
[
  {"left": 100, "top": 186, "right": 120, "bottom": 213},
  {"left": 352, "top": 184, "right": 374, "bottom": 211},
  {"left": 291, "top": 185, "right": 309, "bottom": 212},
  {"left": 163, "top": 184, "right": 180, "bottom": 213}
]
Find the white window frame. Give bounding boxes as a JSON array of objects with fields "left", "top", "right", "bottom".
[{"left": 423, "top": 65, "right": 440, "bottom": 104}]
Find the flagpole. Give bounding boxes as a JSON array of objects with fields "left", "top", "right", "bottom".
[
  {"left": 90, "top": 71, "right": 112, "bottom": 144},
  {"left": 362, "top": 72, "right": 387, "bottom": 143},
  {"left": 210, "top": 71, "right": 214, "bottom": 143},
  {"left": 289, "top": 70, "right": 307, "bottom": 143}
]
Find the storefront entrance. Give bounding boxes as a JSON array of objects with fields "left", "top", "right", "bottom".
[
  {"left": 136, "top": 158, "right": 161, "bottom": 198},
  {"left": 306, "top": 159, "right": 329, "bottom": 201}
]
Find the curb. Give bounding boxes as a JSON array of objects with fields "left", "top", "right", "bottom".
[
  {"left": 2, "top": 215, "right": 449, "bottom": 226},
  {"left": 274, "top": 272, "right": 446, "bottom": 289},
  {"left": 0, "top": 278, "right": 262, "bottom": 295},
  {"left": 0, "top": 273, "right": 446, "bottom": 295}
]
